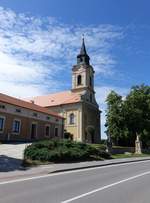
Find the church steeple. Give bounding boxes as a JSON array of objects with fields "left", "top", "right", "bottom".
[
  {"left": 77, "top": 36, "right": 90, "bottom": 65},
  {"left": 80, "top": 37, "right": 87, "bottom": 55}
]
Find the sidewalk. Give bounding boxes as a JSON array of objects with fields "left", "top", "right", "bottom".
[
  {"left": 0, "top": 157, "right": 150, "bottom": 182},
  {"left": 0, "top": 143, "right": 30, "bottom": 173}
]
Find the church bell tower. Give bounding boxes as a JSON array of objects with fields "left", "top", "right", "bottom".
[{"left": 71, "top": 37, "right": 97, "bottom": 105}]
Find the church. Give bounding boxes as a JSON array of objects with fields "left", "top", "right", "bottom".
[{"left": 27, "top": 38, "right": 101, "bottom": 143}]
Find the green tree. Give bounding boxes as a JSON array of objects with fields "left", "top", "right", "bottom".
[
  {"left": 105, "top": 91, "right": 124, "bottom": 145},
  {"left": 124, "top": 85, "right": 150, "bottom": 147},
  {"left": 105, "top": 85, "right": 150, "bottom": 147}
]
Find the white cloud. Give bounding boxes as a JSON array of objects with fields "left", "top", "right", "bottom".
[
  {"left": 0, "top": 6, "right": 123, "bottom": 99},
  {"left": 0, "top": 52, "right": 43, "bottom": 82},
  {"left": 0, "top": 81, "right": 43, "bottom": 98},
  {"left": 95, "top": 86, "right": 128, "bottom": 106}
]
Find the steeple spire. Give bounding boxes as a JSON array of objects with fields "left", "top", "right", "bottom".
[
  {"left": 80, "top": 35, "right": 87, "bottom": 55},
  {"left": 77, "top": 35, "right": 90, "bottom": 65}
]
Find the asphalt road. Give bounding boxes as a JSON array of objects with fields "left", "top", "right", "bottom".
[{"left": 0, "top": 160, "right": 150, "bottom": 203}]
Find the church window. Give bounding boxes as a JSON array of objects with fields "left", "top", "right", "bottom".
[
  {"left": 77, "top": 75, "right": 82, "bottom": 86},
  {"left": 90, "top": 76, "right": 92, "bottom": 87},
  {"left": 69, "top": 113, "right": 75, "bottom": 124}
]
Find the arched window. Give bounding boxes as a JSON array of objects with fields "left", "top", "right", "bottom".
[
  {"left": 69, "top": 113, "right": 75, "bottom": 124},
  {"left": 90, "top": 76, "right": 92, "bottom": 87},
  {"left": 77, "top": 75, "right": 82, "bottom": 86}
]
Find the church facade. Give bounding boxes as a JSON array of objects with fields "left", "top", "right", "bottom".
[{"left": 29, "top": 38, "right": 101, "bottom": 143}]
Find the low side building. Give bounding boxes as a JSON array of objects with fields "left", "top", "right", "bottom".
[{"left": 0, "top": 93, "right": 64, "bottom": 141}]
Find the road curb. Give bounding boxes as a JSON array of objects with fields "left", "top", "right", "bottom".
[{"left": 50, "top": 158, "right": 150, "bottom": 174}]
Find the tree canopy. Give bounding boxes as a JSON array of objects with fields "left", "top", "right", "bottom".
[{"left": 105, "top": 85, "right": 150, "bottom": 147}]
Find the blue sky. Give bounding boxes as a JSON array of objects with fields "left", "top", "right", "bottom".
[{"left": 0, "top": 0, "right": 150, "bottom": 138}]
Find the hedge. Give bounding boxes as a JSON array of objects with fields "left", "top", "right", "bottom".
[{"left": 24, "top": 139, "right": 111, "bottom": 163}]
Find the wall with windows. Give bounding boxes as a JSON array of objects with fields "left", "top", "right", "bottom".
[
  {"left": 0, "top": 102, "right": 64, "bottom": 141},
  {"left": 47, "top": 99, "right": 101, "bottom": 143},
  {"left": 47, "top": 103, "right": 83, "bottom": 142},
  {"left": 0, "top": 102, "right": 63, "bottom": 125}
]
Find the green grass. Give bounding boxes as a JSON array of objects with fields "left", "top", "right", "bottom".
[
  {"left": 112, "top": 146, "right": 134, "bottom": 149},
  {"left": 89, "top": 144, "right": 106, "bottom": 151},
  {"left": 112, "top": 153, "right": 150, "bottom": 159}
]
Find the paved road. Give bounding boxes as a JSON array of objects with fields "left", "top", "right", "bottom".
[{"left": 0, "top": 160, "right": 150, "bottom": 203}]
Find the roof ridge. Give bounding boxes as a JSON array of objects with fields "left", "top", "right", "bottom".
[{"left": 28, "top": 90, "right": 71, "bottom": 100}]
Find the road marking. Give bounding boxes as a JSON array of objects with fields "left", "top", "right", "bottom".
[
  {"left": 61, "top": 170, "right": 150, "bottom": 203},
  {"left": 0, "top": 160, "right": 150, "bottom": 185}
]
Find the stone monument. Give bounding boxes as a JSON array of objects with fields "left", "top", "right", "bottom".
[
  {"left": 106, "top": 131, "right": 112, "bottom": 153},
  {"left": 135, "top": 134, "right": 142, "bottom": 154}
]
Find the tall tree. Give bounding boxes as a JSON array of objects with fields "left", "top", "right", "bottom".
[
  {"left": 105, "top": 91, "right": 124, "bottom": 145},
  {"left": 124, "top": 85, "right": 150, "bottom": 147},
  {"left": 105, "top": 85, "right": 150, "bottom": 147}
]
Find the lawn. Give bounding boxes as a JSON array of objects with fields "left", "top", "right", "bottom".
[{"left": 112, "top": 153, "right": 150, "bottom": 159}]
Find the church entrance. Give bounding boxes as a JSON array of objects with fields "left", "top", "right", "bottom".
[
  {"left": 86, "top": 125, "right": 95, "bottom": 143},
  {"left": 91, "top": 133, "right": 95, "bottom": 143}
]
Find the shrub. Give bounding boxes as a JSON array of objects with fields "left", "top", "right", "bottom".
[
  {"left": 98, "top": 150, "right": 111, "bottom": 159},
  {"left": 90, "top": 144, "right": 107, "bottom": 151},
  {"left": 24, "top": 139, "right": 111, "bottom": 163}
]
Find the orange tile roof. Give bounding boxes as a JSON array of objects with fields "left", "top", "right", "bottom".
[
  {"left": 25, "top": 91, "right": 81, "bottom": 107},
  {"left": 0, "top": 93, "right": 63, "bottom": 119}
]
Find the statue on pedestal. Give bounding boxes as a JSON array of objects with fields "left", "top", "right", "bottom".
[
  {"left": 135, "top": 133, "right": 142, "bottom": 154},
  {"left": 106, "top": 131, "right": 112, "bottom": 153}
]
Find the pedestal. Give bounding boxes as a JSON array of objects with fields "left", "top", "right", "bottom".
[{"left": 135, "top": 135, "right": 142, "bottom": 154}]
